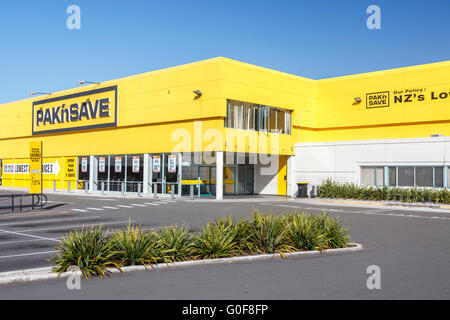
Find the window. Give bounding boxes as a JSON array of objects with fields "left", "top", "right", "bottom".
[
  {"left": 276, "top": 109, "right": 285, "bottom": 134},
  {"left": 269, "top": 108, "right": 277, "bottom": 133},
  {"left": 398, "top": 167, "right": 414, "bottom": 186},
  {"left": 361, "top": 167, "right": 375, "bottom": 186},
  {"left": 435, "top": 167, "right": 443, "bottom": 188},
  {"left": 225, "top": 99, "right": 292, "bottom": 134},
  {"left": 388, "top": 167, "right": 397, "bottom": 186},
  {"left": 367, "top": 165, "right": 445, "bottom": 188},
  {"left": 415, "top": 167, "right": 433, "bottom": 187},
  {"left": 361, "top": 167, "right": 384, "bottom": 186}
]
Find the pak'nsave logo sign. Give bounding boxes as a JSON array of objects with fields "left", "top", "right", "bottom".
[
  {"left": 32, "top": 86, "right": 117, "bottom": 135},
  {"left": 366, "top": 91, "right": 390, "bottom": 108}
]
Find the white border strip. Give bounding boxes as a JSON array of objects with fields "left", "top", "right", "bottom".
[{"left": 0, "top": 243, "right": 363, "bottom": 285}]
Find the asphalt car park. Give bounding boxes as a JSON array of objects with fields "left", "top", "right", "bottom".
[{"left": 0, "top": 192, "right": 449, "bottom": 299}]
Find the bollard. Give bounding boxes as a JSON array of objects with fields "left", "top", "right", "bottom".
[
  {"left": 53, "top": 180, "right": 56, "bottom": 192},
  {"left": 153, "top": 183, "right": 158, "bottom": 198},
  {"left": 190, "top": 184, "right": 194, "bottom": 200},
  {"left": 101, "top": 181, "right": 105, "bottom": 195},
  {"left": 198, "top": 177, "right": 201, "bottom": 197},
  {"left": 138, "top": 183, "right": 141, "bottom": 197},
  {"left": 85, "top": 181, "right": 88, "bottom": 194},
  {"left": 171, "top": 184, "right": 175, "bottom": 199},
  {"left": 67, "top": 181, "right": 71, "bottom": 193},
  {"left": 121, "top": 182, "right": 125, "bottom": 196}
]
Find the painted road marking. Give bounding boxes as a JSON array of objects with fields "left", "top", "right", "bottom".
[
  {"left": 0, "top": 220, "right": 134, "bottom": 234},
  {"left": 0, "top": 250, "right": 59, "bottom": 259},
  {"left": 154, "top": 201, "right": 170, "bottom": 204},
  {"left": 86, "top": 207, "right": 104, "bottom": 211},
  {"left": 264, "top": 203, "right": 450, "bottom": 221},
  {"left": 117, "top": 205, "right": 133, "bottom": 208},
  {"left": 0, "top": 228, "right": 60, "bottom": 242},
  {"left": 102, "top": 206, "right": 119, "bottom": 210},
  {"left": 144, "top": 203, "right": 160, "bottom": 206},
  {"left": 0, "top": 216, "right": 101, "bottom": 227},
  {"left": 131, "top": 204, "right": 147, "bottom": 207},
  {"left": 71, "top": 209, "right": 87, "bottom": 212},
  {"left": 0, "top": 238, "right": 60, "bottom": 246}
]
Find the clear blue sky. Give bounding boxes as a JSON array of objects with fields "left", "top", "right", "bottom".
[{"left": 0, "top": 0, "right": 449, "bottom": 104}]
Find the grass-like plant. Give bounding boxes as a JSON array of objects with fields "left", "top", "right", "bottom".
[
  {"left": 111, "top": 223, "right": 165, "bottom": 266},
  {"left": 249, "top": 209, "right": 293, "bottom": 255},
  {"left": 158, "top": 224, "right": 193, "bottom": 262},
  {"left": 313, "top": 213, "right": 350, "bottom": 248},
  {"left": 318, "top": 178, "right": 450, "bottom": 204},
  {"left": 51, "top": 225, "right": 120, "bottom": 279},
  {"left": 286, "top": 213, "right": 327, "bottom": 251},
  {"left": 192, "top": 221, "right": 238, "bottom": 259}
]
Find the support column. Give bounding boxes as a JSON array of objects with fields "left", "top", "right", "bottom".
[
  {"left": 216, "top": 151, "right": 223, "bottom": 200},
  {"left": 143, "top": 153, "right": 150, "bottom": 193},
  {"left": 286, "top": 155, "right": 295, "bottom": 197},
  {"left": 89, "top": 155, "right": 96, "bottom": 192}
]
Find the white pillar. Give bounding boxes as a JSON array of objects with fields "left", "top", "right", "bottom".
[
  {"left": 89, "top": 155, "right": 96, "bottom": 192},
  {"left": 216, "top": 151, "right": 223, "bottom": 200},
  {"left": 143, "top": 153, "right": 150, "bottom": 193},
  {"left": 286, "top": 155, "right": 295, "bottom": 197}
]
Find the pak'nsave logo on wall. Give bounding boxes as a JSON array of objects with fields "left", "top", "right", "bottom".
[
  {"left": 366, "top": 91, "right": 390, "bottom": 108},
  {"left": 32, "top": 86, "right": 118, "bottom": 135}
]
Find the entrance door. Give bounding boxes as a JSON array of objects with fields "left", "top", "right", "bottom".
[{"left": 237, "top": 166, "right": 254, "bottom": 195}]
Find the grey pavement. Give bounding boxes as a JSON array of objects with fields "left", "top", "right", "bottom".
[{"left": 0, "top": 191, "right": 449, "bottom": 299}]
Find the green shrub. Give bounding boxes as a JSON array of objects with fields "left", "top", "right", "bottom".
[
  {"left": 313, "top": 213, "right": 351, "bottom": 248},
  {"left": 192, "top": 222, "right": 238, "bottom": 259},
  {"left": 158, "top": 224, "right": 193, "bottom": 262},
  {"left": 51, "top": 225, "right": 120, "bottom": 279},
  {"left": 111, "top": 223, "right": 165, "bottom": 266},
  {"left": 249, "top": 209, "right": 293, "bottom": 255},
  {"left": 214, "top": 215, "right": 254, "bottom": 254},
  {"left": 317, "top": 179, "right": 450, "bottom": 204},
  {"left": 286, "top": 213, "right": 326, "bottom": 251}
]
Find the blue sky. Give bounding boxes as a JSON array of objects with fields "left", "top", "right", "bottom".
[{"left": 0, "top": 0, "right": 449, "bottom": 104}]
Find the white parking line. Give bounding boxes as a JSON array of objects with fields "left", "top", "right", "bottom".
[
  {"left": 0, "top": 250, "right": 59, "bottom": 259},
  {"left": 71, "top": 209, "right": 87, "bottom": 212},
  {"left": 154, "top": 201, "right": 169, "bottom": 204},
  {"left": 86, "top": 207, "right": 104, "bottom": 211},
  {"left": 0, "top": 216, "right": 101, "bottom": 227},
  {"left": 131, "top": 204, "right": 147, "bottom": 207},
  {"left": 0, "top": 238, "right": 60, "bottom": 246},
  {"left": 0, "top": 220, "right": 134, "bottom": 234},
  {"left": 144, "top": 203, "right": 160, "bottom": 206},
  {"left": 102, "top": 206, "right": 119, "bottom": 210},
  {"left": 117, "top": 205, "right": 133, "bottom": 208},
  {"left": 0, "top": 228, "right": 60, "bottom": 242}
]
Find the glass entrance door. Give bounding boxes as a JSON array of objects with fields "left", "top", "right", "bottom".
[{"left": 237, "top": 166, "right": 254, "bottom": 195}]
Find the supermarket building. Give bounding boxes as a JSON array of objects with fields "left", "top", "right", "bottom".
[{"left": 0, "top": 57, "right": 449, "bottom": 199}]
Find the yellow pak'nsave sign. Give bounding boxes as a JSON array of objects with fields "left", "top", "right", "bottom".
[{"left": 32, "top": 86, "right": 117, "bottom": 135}]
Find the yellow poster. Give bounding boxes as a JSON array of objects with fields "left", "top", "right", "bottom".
[{"left": 29, "top": 142, "right": 42, "bottom": 194}]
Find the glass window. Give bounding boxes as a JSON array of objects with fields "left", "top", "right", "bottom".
[
  {"left": 361, "top": 167, "right": 375, "bottom": 186},
  {"left": 388, "top": 167, "right": 396, "bottom": 186},
  {"left": 415, "top": 167, "right": 433, "bottom": 187},
  {"left": 376, "top": 167, "right": 384, "bottom": 186},
  {"left": 434, "top": 167, "right": 443, "bottom": 188},
  {"left": 398, "top": 167, "right": 414, "bottom": 186},
  {"left": 269, "top": 108, "right": 277, "bottom": 133},
  {"left": 276, "top": 109, "right": 285, "bottom": 134},
  {"left": 285, "top": 110, "right": 292, "bottom": 135},
  {"left": 243, "top": 102, "right": 255, "bottom": 130}
]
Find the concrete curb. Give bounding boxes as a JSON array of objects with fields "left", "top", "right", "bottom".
[{"left": 0, "top": 243, "right": 363, "bottom": 285}]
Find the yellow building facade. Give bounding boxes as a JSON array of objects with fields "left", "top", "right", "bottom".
[{"left": 0, "top": 57, "right": 449, "bottom": 198}]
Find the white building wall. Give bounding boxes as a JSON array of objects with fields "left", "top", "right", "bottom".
[{"left": 290, "top": 136, "right": 450, "bottom": 196}]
